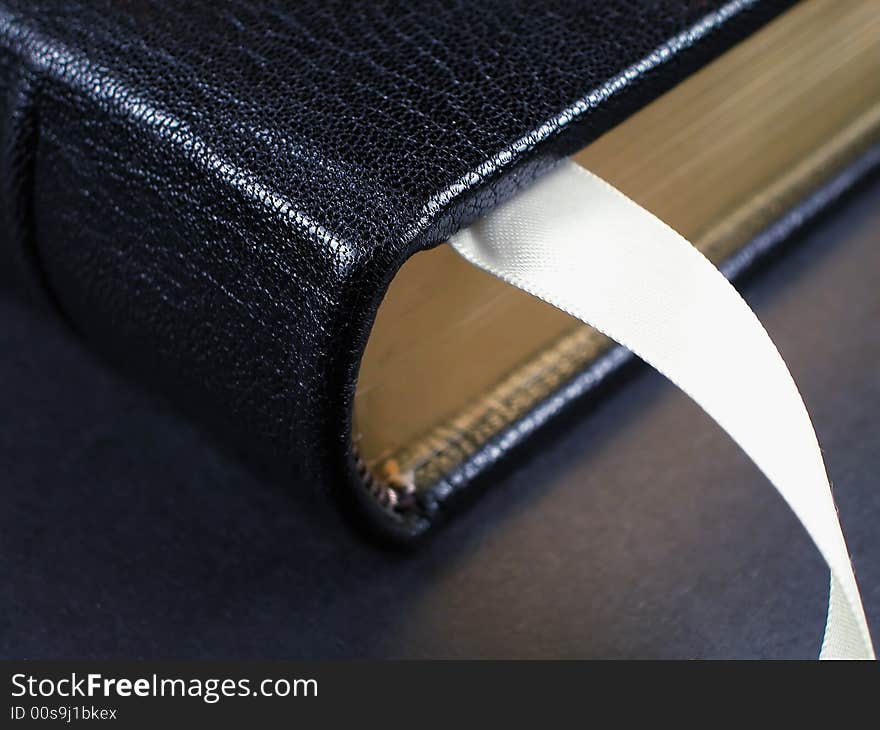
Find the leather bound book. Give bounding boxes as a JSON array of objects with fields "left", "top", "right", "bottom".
[{"left": 0, "top": 0, "right": 877, "bottom": 542}]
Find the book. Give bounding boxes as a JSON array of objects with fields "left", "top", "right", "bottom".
[{"left": 0, "top": 0, "right": 875, "bottom": 542}]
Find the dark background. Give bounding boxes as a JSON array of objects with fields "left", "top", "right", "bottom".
[{"left": 2, "top": 178, "right": 878, "bottom": 659}]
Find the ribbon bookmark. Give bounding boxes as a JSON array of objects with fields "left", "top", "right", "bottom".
[{"left": 449, "top": 160, "right": 874, "bottom": 659}]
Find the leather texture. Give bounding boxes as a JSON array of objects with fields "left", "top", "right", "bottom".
[{"left": 0, "top": 0, "right": 795, "bottom": 540}]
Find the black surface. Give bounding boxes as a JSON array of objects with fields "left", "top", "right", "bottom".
[
  {"left": 2, "top": 175, "right": 879, "bottom": 659},
  {"left": 0, "top": 0, "right": 794, "bottom": 538}
]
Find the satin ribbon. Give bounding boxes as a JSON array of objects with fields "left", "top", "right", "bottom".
[{"left": 449, "top": 160, "right": 874, "bottom": 659}]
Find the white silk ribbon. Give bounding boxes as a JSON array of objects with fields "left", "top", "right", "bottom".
[{"left": 449, "top": 160, "right": 874, "bottom": 659}]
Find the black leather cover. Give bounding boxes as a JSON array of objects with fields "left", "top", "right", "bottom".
[{"left": 0, "top": 0, "right": 796, "bottom": 540}]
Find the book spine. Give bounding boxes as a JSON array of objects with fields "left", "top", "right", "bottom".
[{"left": 0, "top": 11, "right": 366, "bottom": 525}]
